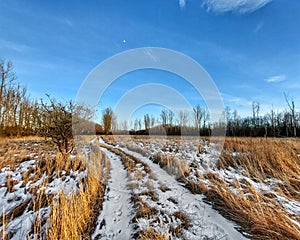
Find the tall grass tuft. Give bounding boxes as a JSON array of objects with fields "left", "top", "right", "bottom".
[{"left": 47, "top": 142, "right": 110, "bottom": 240}]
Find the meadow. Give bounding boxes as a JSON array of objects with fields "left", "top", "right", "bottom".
[{"left": 0, "top": 135, "right": 299, "bottom": 239}]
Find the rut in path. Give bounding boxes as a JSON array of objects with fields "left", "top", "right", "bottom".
[
  {"left": 92, "top": 146, "right": 132, "bottom": 240},
  {"left": 98, "top": 137, "right": 247, "bottom": 240}
]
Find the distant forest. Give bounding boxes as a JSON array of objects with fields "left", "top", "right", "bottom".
[
  {"left": 113, "top": 100, "right": 299, "bottom": 137},
  {"left": 1, "top": 59, "right": 299, "bottom": 138}
]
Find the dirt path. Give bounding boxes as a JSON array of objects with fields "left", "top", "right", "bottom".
[
  {"left": 92, "top": 147, "right": 132, "bottom": 240},
  {"left": 99, "top": 137, "right": 247, "bottom": 240}
]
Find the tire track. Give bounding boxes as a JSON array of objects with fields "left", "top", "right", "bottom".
[
  {"left": 99, "top": 137, "right": 247, "bottom": 240},
  {"left": 92, "top": 147, "right": 132, "bottom": 240}
]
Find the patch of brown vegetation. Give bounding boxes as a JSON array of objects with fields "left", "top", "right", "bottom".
[
  {"left": 0, "top": 137, "right": 54, "bottom": 170},
  {"left": 152, "top": 152, "right": 190, "bottom": 178},
  {"left": 134, "top": 228, "right": 166, "bottom": 240},
  {"left": 0, "top": 137, "right": 110, "bottom": 240},
  {"left": 46, "top": 144, "right": 110, "bottom": 240},
  {"left": 208, "top": 137, "right": 300, "bottom": 239},
  {"left": 132, "top": 201, "right": 158, "bottom": 223},
  {"left": 5, "top": 175, "right": 18, "bottom": 193},
  {"left": 159, "top": 185, "right": 171, "bottom": 192},
  {"left": 139, "top": 190, "right": 158, "bottom": 202},
  {"left": 117, "top": 135, "right": 300, "bottom": 239},
  {"left": 0, "top": 199, "right": 31, "bottom": 227}
]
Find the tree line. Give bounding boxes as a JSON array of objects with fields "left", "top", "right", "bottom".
[
  {"left": 1, "top": 59, "right": 299, "bottom": 147},
  {"left": 0, "top": 60, "right": 39, "bottom": 136},
  {"left": 102, "top": 98, "right": 300, "bottom": 137},
  {"left": 0, "top": 60, "right": 94, "bottom": 158}
]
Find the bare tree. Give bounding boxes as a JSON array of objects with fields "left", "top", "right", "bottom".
[
  {"left": 0, "top": 60, "right": 14, "bottom": 128},
  {"left": 202, "top": 108, "right": 209, "bottom": 129},
  {"left": 38, "top": 96, "right": 75, "bottom": 157},
  {"left": 284, "top": 93, "right": 297, "bottom": 137},
  {"left": 160, "top": 109, "right": 168, "bottom": 128},
  {"left": 267, "top": 105, "right": 276, "bottom": 137},
  {"left": 168, "top": 110, "right": 175, "bottom": 127},
  {"left": 252, "top": 101, "right": 260, "bottom": 127},
  {"left": 102, "top": 107, "right": 114, "bottom": 135},
  {"left": 39, "top": 96, "right": 93, "bottom": 156},
  {"left": 232, "top": 109, "right": 239, "bottom": 136},
  {"left": 0, "top": 60, "right": 15, "bottom": 109},
  {"left": 133, "top": 118, "right": 142, "bottom": 131},
  {"left": 72, "top": 104, "right": 94, "bottom": 135},
  {"left": 225, "top": 106, "right": 232, "bottom": 135},
  {"left": 138, "top": 119, "right": 142, "bottom": 130},
  {"left": 121, "top": 120, "right": 128, "bottom": 131},
  {"left": 150, "top": 116, "right": 155, "bottom": 128},
  {"left": 112, "top": 114, "right": 118, "bottom": 132},
  {"left": 178, "top": 110, "right": 189, "bottom": 128},
  {"left": 144, "top": 114, "right": 150, "bottom": 131},
  {"left": 193, "top": 104, "right": 203, "bottom": 132},
  {"left": 134, "top": 119, "right": 139, "bottom": 131},
  {"left": 0, "top": 60, "right": 38, "bottom": 136}
]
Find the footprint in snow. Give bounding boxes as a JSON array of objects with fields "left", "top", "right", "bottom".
[{"left": 115, "top": 208, "right": 122, "bottom": 216}]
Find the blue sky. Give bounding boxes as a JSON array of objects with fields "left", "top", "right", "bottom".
[{"left": 1, "top": 0, "right": 300, "bottom": 123}]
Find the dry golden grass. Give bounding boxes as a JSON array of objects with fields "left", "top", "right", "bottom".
[
  {"left": 0, "top": 137, "right": 110, "bottom": 240},
  {"left": 170, "top": 211, "right": 190, "bottom": 237},
  {"left": 5, "top": 174, "right": 18, "bottom": 193},
  {"left": 132, "top": 197, "right": 159, "bottom": 223},
  {"left": 0, "top": 137, "right": 55, "bottom": 170},
  {"left": 0, "top": 138, "right": 56, "bottom": 236},
  {"left": 47, "top": 142, "right": 110, "bottom": 240},
  {"left": 46, "top": 175, "right": 103, "bottom": 240},
  {"left": 159, "top": 184, "right": 171, "bottom": 192},
  {"left": 103, "top": 135, "right": 191, "bottom": 181},
  {"left": 205, "top": 178, "right": 300, "bottom": 240},
  {"left": 105, "top": 135, "right": 300, "bottom": 239},
  {"left": 206, "top": 137, "right": 300, "bottom": 239},
  {"left": 152, "top": 152, "right": 190, "bottom": 179},
  {"left": 185, "top": 137, "right": 300, "bottom": 239},
  {"left": 0, "top": 137, "right": 53, "bottom": 229},
  {"left": 135, "top": 228, "right": 166, "bottom": 240},
  {"left": 139, "top": 190, "right": 158, "bottom": 202},
  {"left": 219, "top": 137, "right": 300, "bottom": 182}
]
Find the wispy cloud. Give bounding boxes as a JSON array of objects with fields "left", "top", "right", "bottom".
[
  {"left": 202, "top": 0, "right": 272, "bottom": 14},
  {"left": 57, "top": 18, "right": 74, "bottom": 27},
  {"left": 253, "top": 21, "right": 264, "bottom": 33},
  {"left": 265, "top": 74, "right": 286, "bottom": 83},
  {"left": 0, "top": 38, "right": 32, "bottom": 52},
  {"left": 222, "top": 92, "right": 252, "bottom": 106},
  {"left": 192, "top": 40, "right": 245, "bottom": 68},
  {"left": 179, "top": 0, "right": 186, "bottom": 8}
]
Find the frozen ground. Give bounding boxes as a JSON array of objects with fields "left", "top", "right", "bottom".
[
  {"left": 0, "top": 145, "right": 87, "bottom": 239},
  {"left": 111, "top": 136, "right": 300, "bottom": 228},
  {"left": 99, "top": 137, "right": 247, "bottom": 239},
  {"left": 92, "top": 146, "right": 132, "bottom": 240},
  {"left": 2, "top": 136, "right": 298, "bottom": 239}
]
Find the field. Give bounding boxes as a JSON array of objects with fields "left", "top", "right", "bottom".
[{"left": 0, "top": 136, "right": 299, "bottom": 239}]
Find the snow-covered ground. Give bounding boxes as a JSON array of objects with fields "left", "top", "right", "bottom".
[
  {"left": 2, "top": 136, "right": 298, "bottom": 239},
  {"left": 92, "top": 147, "right": 132, "bottom": 240},
  {"left": 102, "top": 135, "right": 300, "bottom": 238},
  {"left": 0, "top": 143, "right": 88, "bottom": 239},
  {"left": 99, "top": 137, "right": 247, "bottom": 239},
  {"left": 121, "top": 137, "right": 299, "bottom": 213}
]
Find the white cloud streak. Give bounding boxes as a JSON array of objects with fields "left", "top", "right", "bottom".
[
  {"left": 0, "top": 38, "right": 32, "bottom": 52},
  {"left": 265, "top": 74, "right": 286, "bottom": 83},
  {"left": 202, "top": 0, "right": 272, "bottom": 14},
  {"left": 253, "top": 21, "right": 264, "bottom": 33},
  {"left": 179, "top": 0, "right": 186, "bottom": 8}
]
